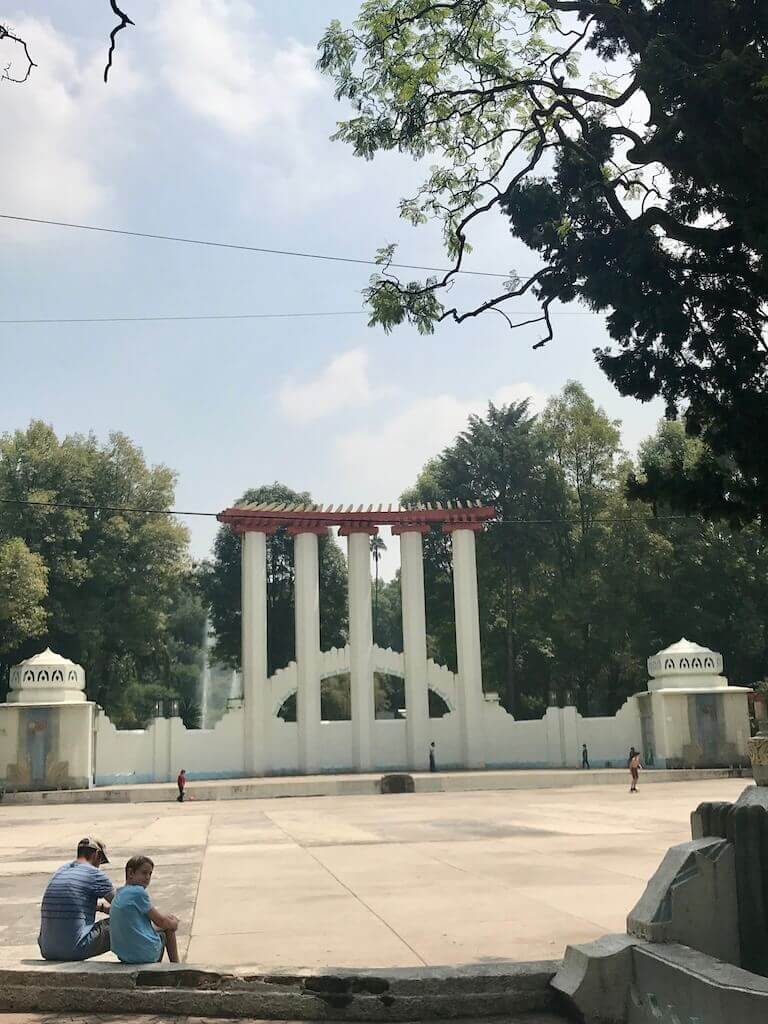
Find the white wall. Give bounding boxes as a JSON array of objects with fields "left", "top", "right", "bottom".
[{"left": 0, "top": 703, "right": 94, "bottom": 790}]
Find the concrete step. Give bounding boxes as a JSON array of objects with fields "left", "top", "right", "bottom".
[{"left": 0, "top": 962, "right": 563, "bottom": 1021}]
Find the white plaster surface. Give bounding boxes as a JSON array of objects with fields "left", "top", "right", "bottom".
[{"left": 0, "top": 778, "right": 749, "bottom": 971}]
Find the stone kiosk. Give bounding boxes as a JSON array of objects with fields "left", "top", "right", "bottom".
[
  {"left": 0, "top": 648, "right": 94, "bottom": 791},
  {"left": 640, "top": 638, "right": 750, "bottom": 768}
]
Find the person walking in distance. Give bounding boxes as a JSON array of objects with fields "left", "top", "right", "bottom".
[
  {"left": 176, "top": 769, "right": 186, "bottom": 803},
  {"left": 628, "top": 747, "right": 642, "bottom": 793},
  {"left": 581, "top": 744, "right": 590, "bottom": 769},
  {"left": 429, "top": 742, "right": 436, "bottom": 772}
]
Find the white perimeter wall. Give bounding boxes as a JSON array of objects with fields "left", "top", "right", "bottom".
[{"left": 93, "top": 681, "right": 644, "bottom": 784}]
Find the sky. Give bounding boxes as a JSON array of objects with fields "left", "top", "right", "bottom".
[{"left": 0, "top": 1, "right": 664, "bottom": 579}]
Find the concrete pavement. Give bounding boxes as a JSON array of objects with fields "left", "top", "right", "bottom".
[{"left": 0, "top": 778, "right": 751, "bottom": 971}]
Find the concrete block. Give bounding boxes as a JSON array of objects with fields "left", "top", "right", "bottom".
[
  {"left": 629, "top": 942, "right": 768, "bottom": 1024},
  {"left": 551, "top": 934, "right": 636, "bottom": 1024},
  {"left": 380, "top": 774, "right": 415, "bottom": 794},
  {"left": 627, "top": 837, "right": 739, "bottom": 965}
]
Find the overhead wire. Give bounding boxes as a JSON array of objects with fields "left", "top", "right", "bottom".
[
  {"left": 0, "top": 310, "right": 599, "bottom": 325},
  {"left": 0, "top": 496, "right": 701, "bottom": 525},
  {"left": 0, "top": 213, "right": 523, "bottom": 279},
  {"left": 0, "top": 214, "right": 606, "bottom": 325}
]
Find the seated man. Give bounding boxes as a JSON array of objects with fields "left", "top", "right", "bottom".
[
  {"left": 110, "top": 855, "right": 180, "bottom": 963},
  {"left": 39, "top": 837, "right": 114, "bottom": 961}
]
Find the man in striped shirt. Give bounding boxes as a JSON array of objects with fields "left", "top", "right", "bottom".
[{"left": 39, "top": 837, "right": 115, "bottom": 960}]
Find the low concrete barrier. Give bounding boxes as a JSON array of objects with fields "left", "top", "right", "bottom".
[
  {"left": 0, "top": 961, "right": 560, "bottom": 1020},
  {"left": 0, "top": 767, "right": 747, "bottom": 806}
]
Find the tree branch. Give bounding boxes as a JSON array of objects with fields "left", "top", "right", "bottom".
[
  {"left": 0, "top": 24, "right": 36, "bottom": 84},
  {"left": 104, "top": 0, "right": 134, "bottom": 83}
]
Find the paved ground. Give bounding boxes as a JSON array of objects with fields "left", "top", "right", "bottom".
[{"left": 0, "top": 778, "right": 749, "bottom": 971}]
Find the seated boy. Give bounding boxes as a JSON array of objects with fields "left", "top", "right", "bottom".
[{"left": 110, "top": 855, "right": 180, "bottom": 963}]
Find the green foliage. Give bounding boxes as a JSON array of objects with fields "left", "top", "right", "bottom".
[
  {"left": 201, "top": 483, "right": 348, "bottom": 674},
  {"left": 0, "top": 537, "right": 48, "bottom": 656},
  {"left": 320, "top": 0, "right": 768, "bottom": 520},
  {"left": 0, "top": 422, "right": 191, "bottom": 716},
  {"left": 404, "top": 385, "right": 768, "bottom": 717}
]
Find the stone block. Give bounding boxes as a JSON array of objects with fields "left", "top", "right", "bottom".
[
  {"left": 627, "top": 837, "right": 739, "bottom": 965},
  {"left": 629, "top": 942, "right": 768, "bottom": 1024},
  {"left": 380, "top": 774, "right": 415, "bottom": 794},
  {"left": 551, "top": 934, "right": 636, "bottom": 1024}
]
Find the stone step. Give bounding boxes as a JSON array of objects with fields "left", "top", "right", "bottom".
[{"left": 0, "top": 962, "right": 562, "bottom": 1021}]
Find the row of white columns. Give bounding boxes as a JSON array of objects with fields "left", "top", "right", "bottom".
[{"left": 240, "top": 525, "right": 486, "bottom": 775}]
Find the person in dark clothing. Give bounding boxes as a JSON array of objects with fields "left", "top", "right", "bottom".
[
  {"left": 581, "top": 744, "right": 590, "bottom": 769},
  {"left": 428, "top": 742, "right": 436, "bottom": 772},
  {"left": 176, "top": 769, "right": 186, "bottom": 803}
]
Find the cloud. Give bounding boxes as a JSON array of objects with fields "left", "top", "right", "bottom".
[
  {"left": 149, "top": 0, "right": 352, "bottom": 207},
  {"left": 0, "top": 15, "right": 139, "bottom": 226},
  {"left": 334, "top": 383, "right": 548, "bottom": 500},
  {"left": 152, "top": 0, "right": 320, "bottom": 139},
  {"left": 277, "top": 349, "right": 379, "bottom": 423}
]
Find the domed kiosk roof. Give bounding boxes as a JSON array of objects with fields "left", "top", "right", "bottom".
[
  {"left": 8, "top": 648, "right": 86, "bottom": 704},
  {"left": 647, "top": 637, "right": 724, "bottom": 691}
]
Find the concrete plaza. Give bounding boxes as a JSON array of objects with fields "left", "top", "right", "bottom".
[{"left": 0, "top": 777, "right": 749, "bottom": 971}]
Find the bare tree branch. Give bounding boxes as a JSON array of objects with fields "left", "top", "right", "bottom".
[
  {"left": 0, "top": 24, "right": 36, "bottom": 84},
  {"left": 104, "top": 0, "right": 134, "bottom": 83}
]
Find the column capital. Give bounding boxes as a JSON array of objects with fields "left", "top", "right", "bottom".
[
  {"left": 442, "top": 522, "right": 484, "bottom": 534},
  {"left": 233, "top": 522, "right": 280, "bottom": 536},
  {"left": 338, "top": 524, "right": 379, "bottom": 537},
  {"left": 286, "top": 524, "right": 329, "bottom": 536},
  {"left": 391, "top": 523, "right": 431, "bottom": 536}
]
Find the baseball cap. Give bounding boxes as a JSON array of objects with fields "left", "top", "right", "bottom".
[{"left": 78, "top": 837, "right": 109, "bottom": 863}]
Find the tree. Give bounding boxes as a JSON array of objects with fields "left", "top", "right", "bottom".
[
  {"left": 403, "top": 399, "right": 557, "bottom": 715},
  {"left": 319, "top": 1, "right": 768, "bottom": 521},
  {"left": 371, "top": 534, "right": 387, "bottom": 641},
  {"left": 401, "top": 386, "right": 768, "bottom": 717},
  {"left": 201, "top": 483, "right": 348, "bottom": 673},
  {"left": 0, "top": 421, "right": 190, "bottom": 714},
  {"left": 0, "top": 538, "right": 47, "bottom": 666}
]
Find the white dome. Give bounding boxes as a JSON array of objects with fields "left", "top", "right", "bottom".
[
  {"left": 7, "top": 648, "right": 86, "bottom": 704},
  {"left": 647, "top": 638, "right": 724, "bottom": 691}
]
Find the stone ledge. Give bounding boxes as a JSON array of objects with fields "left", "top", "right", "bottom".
[
  {"left": 0, "top": 767, "right": 747, "bottom": 806},
  {"left": 0, "top": 961, "right": 560, "bottom": 1020}
]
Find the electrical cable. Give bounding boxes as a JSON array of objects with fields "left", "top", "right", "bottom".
[
  {"left": 0, "top": 213, "right": 524, "bottom": 279},
  {"left": 0, "top": 309, "right": 599, "bottom": 325},
  {"left": 0, "top": 496, "right": 701, "bottom": 525}
]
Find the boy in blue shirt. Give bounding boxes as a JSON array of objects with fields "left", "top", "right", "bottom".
[{"left": 110, "top": 855, "right": 180, "bottom": 963}]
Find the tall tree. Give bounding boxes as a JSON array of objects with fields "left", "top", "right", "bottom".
[
  {"left": 371, "top": 534, "right": 387, "bottom": 642},
  {"left": 403, "top": 400, "right": 557, "bottom": 715},
  {"left": 0, "top": 421, "right": 190, "bottom": 713},
  {"left": 319, "top": 1, "right": 768, "bottom": 521},
  {"left": 402, "top": 387, "right": 768, "bottom": 717},
  {"left": 201, "top": 483, "right": 348, "bottom": 674}
]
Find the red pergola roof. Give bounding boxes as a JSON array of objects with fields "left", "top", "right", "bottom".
[{"left": 218, "top": 501, "right": 496, "bottom": 534}]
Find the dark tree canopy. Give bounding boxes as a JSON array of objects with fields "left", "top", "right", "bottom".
[
  {"left": 404, "top": 390, "right": 768, "bottom": 718},
  {"left": 0, "top": 421, "right": 191, "bottom": 723},
  {"left": 319, "top": 0, "right": 768, "bottom": 523},
  {"left": 201, "top": 483, "right": 348, "bottom": 675}
]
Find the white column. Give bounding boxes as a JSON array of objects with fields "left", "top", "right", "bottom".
[
  {"left": 294, "top": 531, "right": 322, "bottom": 774},
  {"left": 449, "top": 527, "right": 486, "bottom": 769},
  {"left": 347, "top": 530, "right": 375, "bottom": 771},
  {"left": 242, "top": 530, "right": 269, "bottom": 776},
  {"left": 398, "top": 528, "right": 430, "bottom": 770}
]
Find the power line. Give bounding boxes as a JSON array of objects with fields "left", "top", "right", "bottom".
[
  {"left": 0, "top": 311, "right": 365, "bottom": 326},
  {"left": 0, "top": 213, "right": 521, "bottom": 280},
  {"left": 0, "top": 309, "right": 600, "bottom": 326},
  {"left": 0, "top": 496, "right": 701, "bottom": 525}
]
